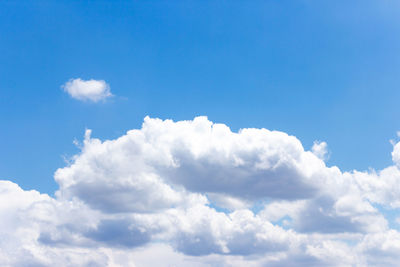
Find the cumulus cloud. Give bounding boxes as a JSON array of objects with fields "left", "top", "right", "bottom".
[
  {"left": 392, "top": 140, "right": 400, "bottom": 167},
  {"left": 311, "top": 141, "right": 329, "bottom": 161},
  {"left": 62, "top": 78, "right": 112, "bottom": 102},
  {"left": 2, "top": 117, "right": 400, "bottom": 266}
]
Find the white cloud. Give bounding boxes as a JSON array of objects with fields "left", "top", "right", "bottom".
[
  {"left": 3, "top": 116, "right": 400, "bottom": 266},
  {"left": 392, "top": 140, "right": 400, "bottom": 167},
  {"left": 55, "top": 116, "right": 328, "bottom": 209},
  {"left": 62, "top": 78, "right": 112, "bottom": 102},
  {"left": 311, "top": 141, "right": 329, "bottom": 161}
]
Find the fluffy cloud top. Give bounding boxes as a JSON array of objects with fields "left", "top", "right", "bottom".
[
  {"left": 2, "top": 116, "right": 400, "bottom": 266},
  {"left": 62, "top": 78, "right": 112, "bottom": 102}
]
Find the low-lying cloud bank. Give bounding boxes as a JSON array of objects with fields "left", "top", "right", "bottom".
[{"left": 2, "top": 116, "right": 400, "bottom": 266}]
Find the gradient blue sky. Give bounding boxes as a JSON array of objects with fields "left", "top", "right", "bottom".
[{"left": 2, "top": 0, "right": 400, "bottom": 194}]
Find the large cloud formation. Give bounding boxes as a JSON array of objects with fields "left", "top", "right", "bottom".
[{"left": 2, "top": 117, "right": 400, "bottom": 266}]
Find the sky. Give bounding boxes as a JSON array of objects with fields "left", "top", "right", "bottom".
[
  {"left": 2, "top": 1, "right": 400, "bottom": 266},
  {"left": 2, "top": 0, "right": 400, "bottom": 193}
]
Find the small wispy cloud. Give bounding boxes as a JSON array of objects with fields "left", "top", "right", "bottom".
[
  {"left": 311, "top": 140, "right": 330, "bottom": 161},
  {"left": 62, "top": 78, "right": 112, "bottom": 102}
]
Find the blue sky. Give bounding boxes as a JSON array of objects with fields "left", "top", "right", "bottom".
[{"left": 2, "top": 1, "right": 400, "bottom": 193}]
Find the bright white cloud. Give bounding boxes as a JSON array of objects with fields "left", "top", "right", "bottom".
[
  {"left": 392, "top": 140, "right": 400, "bottom": 167},
  {"left": 62, "top": 78, "right": 112, "bottom": 102},
  {"left": 311, "top": 141, "right": 329, "bottom": 161},
  {"left": 2, "top": 117, "right": 400, "bottom": 266}
]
